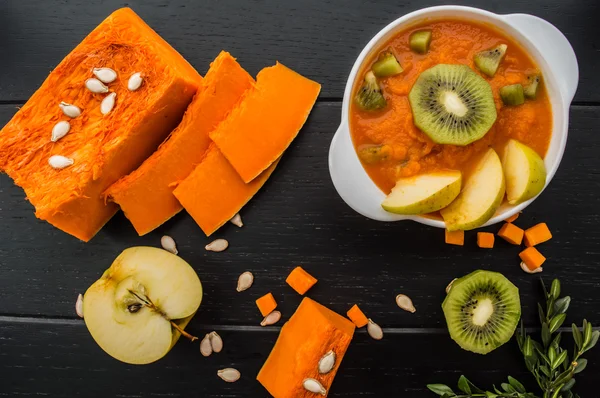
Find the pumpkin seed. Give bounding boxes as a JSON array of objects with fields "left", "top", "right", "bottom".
[
  {"left": 209, "top": 331, "right": 223, "bottom": 353},
  {"left": 260, "top": 310, "right": 281, "bottom": 326},
  {"left": 93, "top": 67, "right": 117, "bottom": 84},
  {"left": 205, "top": 239, "right": 228, "bottom": 252},
  {"left": 128, "top": 72, "right": 143, "bottom": 91},
  {"left": 48, "top": 155, "right": 74, "bottom": 169},
  {"left": 367, "top": 318, "right": 383, "bottom": 340},
  {"left": 51, "top": 120, "right": 70, "bottom": 142},
  {"left": 200, "top": 334, "right": 212, "bottom": 357},
  {"left": 318, "top": 350, "right": 336, "bottom": 374},
  {"left": 236, "top": 271, "right": 254, "bottom": 292},
  {"left": 160, "top": 235, "right": 177, "bottom": 255},
  {"left": 520, "top": 262, "right": 543, "bottom": 274},
  {"left": 445, "top": 278, "right": 458, "bottom": 294},
  {"left": 59, "top": 102, "right": 81, "bottom": 118},
  {"left": 217, "top": 368, "right": 240, "bottom": 383},
  {"left": 303, "top": 378, "right": 326, "bottom": 395},
  {"left": 85, "top": 78, "right": 109, "bottom": 93},
  {"left": 75, "top": 294, "right": 84, "bottom": 318},
  {"left": 230, "top": 213, "right": 243, "bottom": 227},
  {"left": 100, "top": 92, "right": 116, "bottom": 115},
  {"left": 395, "top": 294, "right": 416, "bottom": 313}
]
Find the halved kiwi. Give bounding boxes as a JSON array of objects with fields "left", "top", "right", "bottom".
[
  {"left": 500, "top": 84, "right": 525, "bottom": 106},
  {"left": 474, "top": 44, "right": 508, "bottom": 77},
  {"left": 355, "top": 71, "right": 387, "bottom": 111},
  {"left": 524, "top": 74, "right": 542, "bottom": 99},
  {"left": 408, "top": 64, "right": 497, "bottom": 146},
  {"left": 410, "top": 30, "right": 432, "bottom": 54},
  {"left": 372, "top": 51, "right": 403, "bottom": 78},
  {"left": 443, "top": 270, "right": 521, "bottom": 355}
]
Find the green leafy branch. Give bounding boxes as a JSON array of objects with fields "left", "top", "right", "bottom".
[{"left": 428, "top": 375, "right": 537, "bottom": 397}]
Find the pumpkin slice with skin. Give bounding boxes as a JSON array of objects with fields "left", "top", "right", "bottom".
[
  {"left": 106, "top": 51, "right": 254, "bottom": 235},
  {"left": 257, "top": 297, "right": 355, "bottom": 398},
  {"left": 0, "top": 8, "right": 202, "bottom": 241},
  {"left": 210, "top": 62, "right": 321, "bottom": 183}
]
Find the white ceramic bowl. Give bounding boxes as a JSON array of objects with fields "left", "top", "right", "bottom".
[{"left": 329, "top": 6, "right": 578, "bottom": 228}]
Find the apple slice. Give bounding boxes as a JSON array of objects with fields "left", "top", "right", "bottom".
[
  {"left": 502, "top": 139, "right": 547, "bottom": 205},
  {"left": 441, "top": 148, "right": 505, "bottom": 231},
  {"left": 83, "top": 247, "right": 203, "bottom": 365},
  {"left": 381, "top": 170, "right": 462, "bottom": 215}
]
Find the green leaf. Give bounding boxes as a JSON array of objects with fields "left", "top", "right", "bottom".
[
  {"left": 553, "top": 296, "right": 570, "bottom": 314},
  {"left": 552, "top": 386, "right": 564, "bottom": 398},
  {"left": 540, "top": 277, "right": 548, "bottom": 297},
  {"left": 540, "top": 365, "right": 551, "bottom": 377},
  {"left": 572, "top": 323, "right": 583, "bottom": 349},
  {"left": 561, "top": 378, "right": 576, "bottom": 392},
  {"left": 552, "top": 350, "right": 568, "bottom": 370},
  {"left": 501, "top": 383, "right": 516, "bottom": 393},
  {"left": 548, "top": 346, "right": 557, "bottom": 362},
  {"left": 549, "top": 313, "right": 567, "bottom": 333},
  {"left": 427, "top": 384, "right": 454, "bottom": 396},
  {"left": 507, "top": 376, "right": 526, "bottom": 393},
  {"left": 485, "top": 393, "right": 498, "bottom": 398},
  {"left": 551, "top": 332, "right": 562, "bottom": 349},
  {"left": 524, "top": 335, "right": 534, "bottom": 357},
  {"left": 583, "top": 320, "right": 593, "bottom": 347},
  {"left": 457, "top": 376, "right": 471, "bottom": 394},
  {"left": 535, "top": 345, "right": 551, "bottom": 365},
  {"left": 538, "top": 303, "right": 546, "bottom": 325},
  {"left": 584, "top": 330, "right": 599, "bottom": 352},
  {"left": 542, "top": 322, "right": 551, "bottom": 347},
  {"left": 550, "top": 279, "right": 561, "bottom": 299},
  {"left": 574, "top": 358, "right": 587, "bottom": 374}
]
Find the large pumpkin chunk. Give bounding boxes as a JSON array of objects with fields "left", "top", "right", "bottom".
[
  {"left": 257, "top": 297, "right": 355, "bottom": 397},
  {"left": 106, "top": 51, "right": 253, "bottom": 235},
  {"left": 0, "top": 8, "right": 202, "bottom": 241}
]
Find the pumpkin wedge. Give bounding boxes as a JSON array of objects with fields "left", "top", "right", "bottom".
[{"left": 0, "top": 8, "right": 202, "bottom": 241}]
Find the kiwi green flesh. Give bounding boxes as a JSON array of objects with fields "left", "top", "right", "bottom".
[
  {"left": 355, "top": 71, "right": 387, "bottom": 111},
  {"left": 372, "top": 52, "right": 403, "bottom": 77},
  {"left": 410, "top": 30, "right": 432, "bottom": 54},
  {"left": 474, "top": 44, "right": 508, "bottom": 77},
  {"left": 443, "top": 270, "right": 521, "bottom": 355},
  {"left": 500, "top": 84, "right": 525, "bottom": 106},
  {"left": 524, "top": 74, "right": 542, "bottom": 99},
  {"left": 408, "top": 64, "right": 497, "bottom": 146}
]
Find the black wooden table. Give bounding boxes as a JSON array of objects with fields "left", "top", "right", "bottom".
[{"left": 1, "top": 1, "right": 599, "bottom": 397}]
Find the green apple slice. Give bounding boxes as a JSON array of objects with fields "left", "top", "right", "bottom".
[
  {"left": 502, "top": 139, "right": 547, "bottom": 205},
  {"left": 83, "top": 247, "right": 203, "bottom": 365},
  {"left": 381, "top": 170, "right": 462, "bottom": 215},
  {"left": 441, "top": 148, "right": 505, "bottom": 231}
]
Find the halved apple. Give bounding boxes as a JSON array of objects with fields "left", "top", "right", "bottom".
[
  {"left": 502, "top": 139, "right": 547, "bottom": 205},
  {"left": 381, "top": 170, "right": 462, "bottom": 215},
  {"left": 83, "top": 247, "right": 203, "bottom": 365},
  {"left": 441, "top": 148, "right": 505, "bottom": 231}
]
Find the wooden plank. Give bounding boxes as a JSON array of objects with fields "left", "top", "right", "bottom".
[
  {"left": 0, "top": 318, "right": 597, "bottom": 397},
  {"left": 0, "top": 103, "right": 599, "bottom": 329},
  {"left": 0, "top": 0, "right": 597, "bottom": 102}
]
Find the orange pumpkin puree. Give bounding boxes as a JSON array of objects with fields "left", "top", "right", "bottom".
[{"left": 350, "top": 19, "right": 552, "bottom": 194}]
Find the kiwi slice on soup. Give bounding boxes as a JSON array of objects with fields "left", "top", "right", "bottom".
[
  {"left": 474, "top": 44, "right": 507, "bottom": 77},
  {"left": 355, "top": 71, "right": 387, "bottom": 111}
]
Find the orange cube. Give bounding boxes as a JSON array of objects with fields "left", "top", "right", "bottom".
[
  {"left": 347, "top": 304, "right": 369, "bottom": 328},
  {"left": 445, "top": 229, "right": 464, "bottom": 246},
  {"left": 498, "top": 223, "right": 524, "bottom": 245},
  {"left": 524, "top": 223, "right": 553, "bottom": 247},
  {"left": 286, "top": 266, "right": 318, "bottom": 295},
  {"left": 477, "top": 232, "right": 495, "bottom": 249},
  {"left": 256, "top": 293, "right": 278, "bottom": 317},
  {"left": 519, "top": 247, "right": 546, "bottom": 270}
]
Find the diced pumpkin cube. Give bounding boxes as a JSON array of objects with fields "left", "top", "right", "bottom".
[
  {"left": 0, "top": 8, "right": 202, "bottom": 241},
  {"left": 286, "top": 266, "right": 318, "bottom": 295},
  {"left": 504, "top": 212, "right": 520, "bottom": 223},
  {"left": 524, "top": 223, "right": 552, "bottom": 247},
  {"left": 347, "top": 304, "right": 369, "bottom": 328},
  {"left": 477, "top": 232, "right": 495, "bottom": 249},
  {"left": 256, "top": 293, "right": 277, "bottom": 317},
  {"left": 445, "top": 229, "right": 464, "bottom": 246},
  {"left": 498, "top": 223, "right": 524, "bottom": 245},
  {"left": 519, "top": 247, "right": 546, "bottom": 270},
  {"left": 106, "top": 51, "right": 252, "bottom": 235},
  {"left": 257, "top": 298, "right": 355, "bottom": 397}
]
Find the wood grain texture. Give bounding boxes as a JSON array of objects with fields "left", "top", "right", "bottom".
[{"left": 0, "top": 0, "right": 598, "bottom": 102}]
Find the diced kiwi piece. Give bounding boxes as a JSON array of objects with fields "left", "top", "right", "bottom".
[
  {"left": 474, "top": 44, "right": 507, "bottom": 77},
  {"left": 372, "top": 51, "right": 403, "bottom": 77},
  {"left": 524, "top": 74, "right": 542, "bottom": 99},
  {"left": 442, "top": 270, "right": 521, "bottom": 355},
  {"left": 357, "top": 144, "right": 392, "bottom": 164},
  {"left": 408, "top": 64, "right": 497, "bottom": 146},
  {"left": 410, "top": 30, "right": 432, "bottom": 54},
  {"left": 355, "top": 71, "right": 387, "bottom": 111},
  {"left": 500, "top": 84, "right": 525, "bottom": 106}
]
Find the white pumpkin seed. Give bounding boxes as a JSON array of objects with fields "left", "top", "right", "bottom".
[
  {"left": 48, "top": 155, "right": 74, "bottom": 169},
  {"left": 303, "top": 378, "right": 326, "bottom": 395},
  {"left": 260, "top": 311, "right": 281, "bottom": 326},
  {"left": 318, "top": 350, "right": 336, "bottom": 374},
  {"left": 521, "top": 262, "right": 543, "bottom": 274},
  {"left": 200, "top": 334, "right": 213, "bottom": 357},
  {"left": 236, "top": 271, "right": 254, "bottom": 292},
  {"left": 217, "top": 368, "right": 240, "bottom": 383},
  {"left": 445, "top": 278, "right": 458, "bottom": 294},
  {"left": 93, "top": 67, "right": 117, "bottom": 84},
  {"left": 59, "top": 102, "right": 81, "bottom": 118},
  {"left": 205, "top": 239, "right": 228, "bottom": 252},
  {"left": 75, "top": 294, "right": 84, "bottom": 318},
  {"left": 209, "top": 331, "right": 223, "bottom": 353},
  {"left": 395, "top": 294, "right": 416, "bottom": 313},
  {"left": 85, "top": 78, "right": 109, "bottom": 93},
  {"left": 160, "top": 235, "right": 177, "bottom": 254},
  {"left": 367, "top": 318, "right": 383, "bottom": 340},
  {"left": 128, "top": 72, "right": 143, "bottom": 91},
  {"left": 51, "top": 120, "right": 70, "bottom": 142},
  {"left": 230, "top": 213, "right": 243, "bottom": 227},
  {"left": 100, "top": 92, "right": 116, "bottom": 115}
]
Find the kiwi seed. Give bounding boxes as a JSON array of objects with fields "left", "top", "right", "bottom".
[
  {"left": 474, "top": 44, "right": 508, "bottom": 77},
  {"left": 355, "top": 71, "right": 387, "bottom": 111}
]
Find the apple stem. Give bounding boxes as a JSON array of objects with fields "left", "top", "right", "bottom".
[{"left": 170, "top": 320, "right": 198, "bottom": 342}]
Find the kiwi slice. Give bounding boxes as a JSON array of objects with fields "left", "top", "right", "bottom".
[
  {"left": 443, "top": 270, "right": 521, "bottom": 355},
  {"left": 355, "top": 71, "right": 387, "bottom": 111},
  {"left": 474, "top": 44, "right": 508, "bottom": 77},
  {"left": 500, "top": 84, "right": 525, "bottom": 106},
  {"left": 524, "top": 74, "right": 542, "bottom": 99},
  {"left": 372, "top": 51, "right": 403, "bottom": 78},
  {"left": 408, "top": 64, "right": 497, "bottom": 146},
  {"left": 410, "top": 30, "right": 432, "bottom": 54}
]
